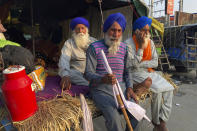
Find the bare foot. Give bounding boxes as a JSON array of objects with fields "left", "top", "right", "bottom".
[
  {"left": 160, "top": 120, "right": 168, "bottom": 131},
  {"left": 153, "top": 119, "right": 168, "bottom": 131}
]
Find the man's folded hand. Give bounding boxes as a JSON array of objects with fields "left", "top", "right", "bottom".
[
  {"left": 101, "top": 74, "right": 117, "bottom": 85},
  {"left": 60, "top": 76, "right": 71, "bottom": 90},
  {"left": 126, "top": 87, "right": 138, "bottom": 103}
]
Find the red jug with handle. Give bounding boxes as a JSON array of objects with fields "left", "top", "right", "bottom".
[{"left": 2, "top": 65, "right": 37, "bottom": 121}]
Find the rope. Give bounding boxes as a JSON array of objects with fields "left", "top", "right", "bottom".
[
  {"left": 98, "top": 0, "right": 104, "bottom": 38},
  {"left": 98, "top": 0, "right": 104, "bottom": 25},
  {"left": 127, "top": 0, "right": 139, "bottom": 18}
]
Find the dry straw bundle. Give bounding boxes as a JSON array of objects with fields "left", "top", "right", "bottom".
[
  {"left": 133, "top": 85, "right": 151, "bottom": 103},
  {"left": 13, "top": 95, "right": 83, "bottom": 131},
  {"left": 162, "top": 73, "right": 179, "bottom": 91},
  {"left": 0, "top": 94, "right": 101, "bottom": 131}
]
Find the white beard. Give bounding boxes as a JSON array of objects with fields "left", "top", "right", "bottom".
[
  {"left": 72, "top": 31, "right": 90, "bottom": 51},
  {"left": 104, "top": 34, "right": 122, "bottom": 55}
]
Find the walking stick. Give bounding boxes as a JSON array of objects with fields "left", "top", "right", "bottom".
[
  {"left": 115, "top": 89, "right": 133, "bottom": 131},
  {"left": 100, "top": 50, "right": 133, "bottom": 131}
]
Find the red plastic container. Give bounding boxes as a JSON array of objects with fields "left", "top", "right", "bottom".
[{"left": 2, "top": 65, "right": 38, "bottom": 121}]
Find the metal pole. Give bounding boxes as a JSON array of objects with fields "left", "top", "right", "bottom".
[
  {"left": 179, "top": 0, "right": 183, "bottom": 12},
  {"left": 168, "top": 14, "right": 170, "bottom": 27},
  {"left": 165, "top": 14, "right": 170, "bottom": 27},
  {"left": 151, "top": 0, "right": 154, "bottom": 17},
  {"left": 165, "top": 0, "right": 170, "bottom": 27}
]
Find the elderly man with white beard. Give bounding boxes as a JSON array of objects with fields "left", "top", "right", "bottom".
[
  {"left": 58, "top": 17, "right": 97, "bottom": 96},
  {"left": 85, "top": 13, "right": 152, "bottom": 131},
  {"left": 125, "top": 16, "right": 174, "bottom": 131}
]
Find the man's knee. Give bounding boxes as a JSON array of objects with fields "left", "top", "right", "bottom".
[{"left": 142, "top": 77, "right": 152, "bottom": 88}]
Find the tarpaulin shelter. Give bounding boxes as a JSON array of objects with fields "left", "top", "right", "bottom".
[
  {"left": 0, "top": 0, "right": 148, "bottom": 21},
  {"left": 0, "top": 0, "right": 149, "bottom": 65},
  {"left": 0, "top": 0, "right": 149, "bottom": 34}
]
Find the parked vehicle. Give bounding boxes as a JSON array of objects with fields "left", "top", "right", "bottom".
[{"left": 164, "top": 24, "right": 197, "bottom": 72}]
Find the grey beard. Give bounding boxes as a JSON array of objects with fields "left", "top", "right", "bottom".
[{"left": 104, "top": 34, "right": 122, "bottom": 55}]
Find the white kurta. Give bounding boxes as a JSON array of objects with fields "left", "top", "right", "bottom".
[
  {"left": 125, "top": 38, "right": 174, "bottom": 93},
  {"left": 125, "top": 37, "right": 174, "bottom": 124},
  {"left": 58, "top": 37, "right": 97, "bottom": 86}
]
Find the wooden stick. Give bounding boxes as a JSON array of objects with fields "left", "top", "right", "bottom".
[{"left": 116, "top": 94, "right": 133, "bottom": 131}]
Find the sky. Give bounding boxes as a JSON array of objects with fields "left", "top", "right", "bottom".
[
  {"left": 183, "top": 0, "right": 197, "bottom": 13},
  {"left": 143, "top": 0, "right": 197, "bottom": 17}
]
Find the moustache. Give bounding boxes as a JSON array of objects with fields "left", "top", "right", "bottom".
[{"left": 108, "top": 36, "right": 119, "bottom": 41}]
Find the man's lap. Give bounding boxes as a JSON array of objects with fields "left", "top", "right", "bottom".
[
  {"left": 91, "top": 90, "right": 117, "bottom": 109},
  {"left": 132, "top": 71, "right": 174, "bottom": 93}
]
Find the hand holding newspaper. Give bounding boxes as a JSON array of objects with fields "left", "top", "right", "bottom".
[{"left": 100, "top": 50, "right": 150, "bottom": 122}]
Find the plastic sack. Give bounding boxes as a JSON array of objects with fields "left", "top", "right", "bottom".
[{"left": 28, "top": 66, "right": 46, "bottom": 92}]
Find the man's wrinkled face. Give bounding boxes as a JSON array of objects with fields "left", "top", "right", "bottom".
[
  {"left": 104, "top": 22, "right": 123, "bottom": 55},
  {"left": 72, "top": 24, "right": 89, "bottom": 50},
  {"left": 140, "top": 24, "right": 150, "bottom": 38},
  {"left": 134, "top": 24, "right": 151, "bottom": 49},
  {"left": 74, "top": 24, "right": 87, "bottom": 34},
  {"left": 107, "top": 22, "right": 122, "bottom": 42}
]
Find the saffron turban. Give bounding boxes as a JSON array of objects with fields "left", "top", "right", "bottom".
[
  {"left": 103, "top": 13, "right": 126, "bottom": 33},
  {"left": 133, "top": 16, "right": 152, "bottom": 31},
  {"left": 70, "top": 17, "right": 89, "bottom": 30}
]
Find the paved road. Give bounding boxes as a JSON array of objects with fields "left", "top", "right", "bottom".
[
  {"left": 93, "top": 83, "right": 197, "bottom": 131},
  {"left": 167, "top": 83, "right": 197, "bottom": 131}
]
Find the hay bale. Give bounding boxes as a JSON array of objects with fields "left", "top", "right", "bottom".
[
  {"left": 0, "top": 94, "right": 101, "bottom": 130},
  {"left": 13, "top": 95, "right": 83, "bottom": 131}
]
